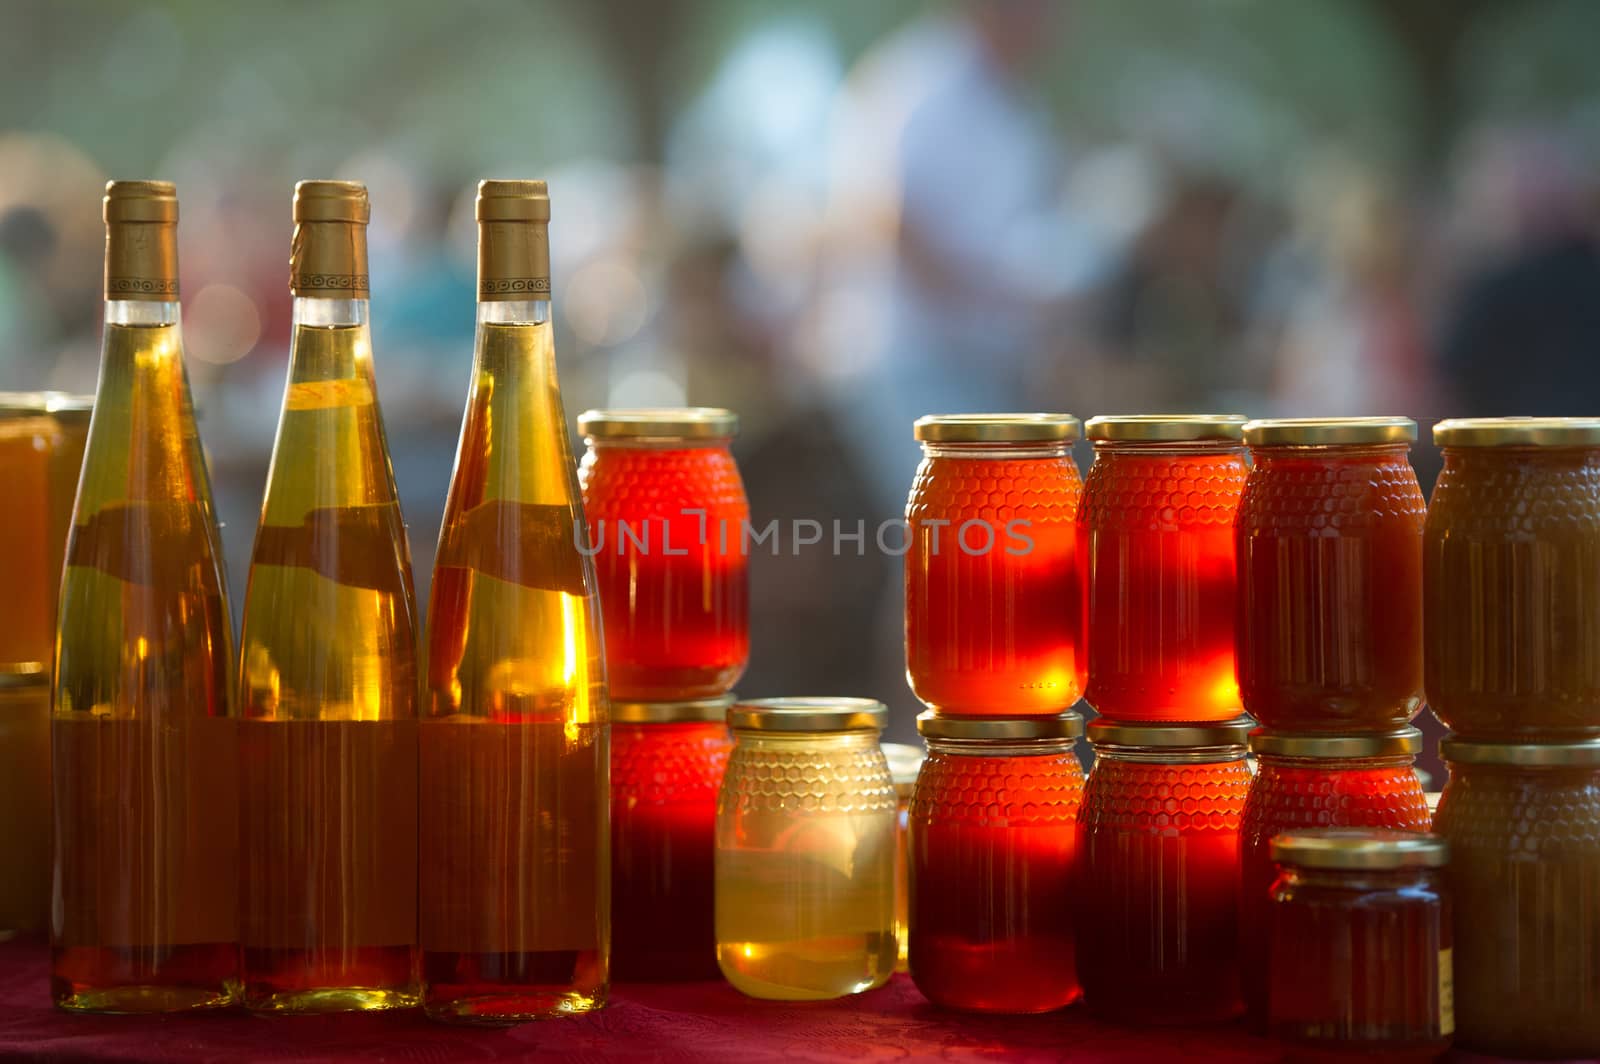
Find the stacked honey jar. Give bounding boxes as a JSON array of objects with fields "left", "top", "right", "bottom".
[
  {"left": 577, "top": 407, "right": 748, "bottom": 984},
  {"left": 0, "top": 393, "right": 89, "bottom": 942}
]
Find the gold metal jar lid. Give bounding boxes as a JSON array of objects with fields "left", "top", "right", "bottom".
[
  {"left": 1243, "top": 417, "right": 1417, "bottom": 447},
  {"left": 613, "top": 694, "right": 735, "bottom": 724},
  {"left": 918, "top": 710, "right": 1084, "bottom": 742},
  {"left": 882, "top": 741, "right": 927, "bottom": 798},
  {"left": 728, "top": 697, "right": 887, "bottom": 733},
  {"left": 1440, "top": 736, "right": 1600, "bottom": 767},
  {"left": 1433, "top": 417, "right": 1600, "bottom": 447},
  {"left": 578, "top": 408, "right": 738, "bottom": 440},
  {"left": 1084, "top": 414, "right": 1247, "bottom": 442},
  {"left": 913, "top": 414, "right": 1080, "bottom": 444},
  {"left": 0, "top": 663, "right": 48, "bottom": 690},
  {"left": 1086, "top": 716, "right": 1254, "bottom": 748},
  {"left": 1250, "top": 727, "right": 1421, "bottom": 759},
  {"left": 1271, "top": 828, "right": 1448, "bottom": 870}
]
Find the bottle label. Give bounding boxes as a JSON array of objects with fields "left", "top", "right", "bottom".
[{"left": 1438, "top": 946, "right": 1455, "bottom": 1035}]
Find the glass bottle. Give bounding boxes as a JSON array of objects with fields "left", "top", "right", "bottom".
[
  {"left": 716, "top": 697, "right": 897, "bottom": 1000},
  {"left": 52, "top": 181, "right": 238, "bottom": 1013},
  {"left": 1267, "top": 830, "right": 1452, "bottom": 1059},
  {"left": 1432, "top": 737, "right": 1600, "bottom": 1058},
  {"left": 1080, "top": 415, "right": 1249, "bottom": 722},
  {"left": 1238, "top": 729, "right": 1431, "bottom": 1026},
  {"left": 238, "top": 181, "right": 419, "bottom": 1013},
  {"left": 1074, "top": 717, "right": 1252, "bottom": 1024},
  {"left": 1237, "top": 418, "right": 1426, "bottom": 731},
  {"left": 909, "top": 712, "right": 1083, "bottom": 1014},
  {"left": 578, "top": 409, "right": 748, "bottom": 702},
  {"left": 420, "top": 180, "right": 609, "bottom": 1022},
  {"left": 1426, "top": 418, "right": 1600, "bottom": 739},
  {"left": 905, "top": 414, "right": 1084, "bottom": 715},
  {"left": 611, "top": 696, "right": 731, "bottom": 983}
]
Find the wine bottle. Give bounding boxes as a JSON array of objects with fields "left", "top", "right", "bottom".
[
  {"left": 52, "top": 181, "right": 239, "bottom": 1013},
  {"left": 238, "top": 180, "right": 420, "bottom": 1013},
  {"left": 420, "top": 180, "right": 609, "bottom": 1023}
]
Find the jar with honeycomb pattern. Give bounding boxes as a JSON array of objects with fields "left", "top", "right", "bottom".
[
  {"left": 905, "top": 415, "right": 1083, "bottom": 716},
  {"left": 908, "top": 712, "right": 1083, "bottom": 1013},
  {"left": 1075, "top": 717, "right": 1251, "bottom": 1023},
  {"left": 1239, "top": 728, "right": 1430, "bottom": 1026},
  {"left": 1238, "top": 419, "right": 1426, "bottom": 731},
  {"left": 578, "top": 409, "right": 748, "bottom": 702},
  {"left": 882, "top": 741, "right": 926, "bottom": 974},
  {"left": 715, "top": 698, "right": 897, "bottom": 1000},
  {"left": 1426, "top": 418, "right": 1600, "bottom": 739},
  {"left": 1433, "top": 737, "right": 1600, "bottom": 1058},
  {"left": 1080, "top": 416, "right": 1248, "bottom": 722},
  {"left": 1267, "top": 830, "right": 1453, "bottom": 1060},
  {"left": 611, "top": 695, "right": 733, "bottom": 981}
]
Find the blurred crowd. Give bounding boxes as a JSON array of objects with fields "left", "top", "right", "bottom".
[{"left": 4, "top": 0, "right": 1600, "bottom": 736}]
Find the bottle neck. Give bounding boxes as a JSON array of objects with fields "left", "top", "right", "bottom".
[
  {"left": 477, "top": 299, "right": 551, "bottom": 327},
  {"left": 292, "top": 297, "right": 369, "bottom": 329},
  {"left": 104, "top": 299, "right": 180, "bottom": 327}
]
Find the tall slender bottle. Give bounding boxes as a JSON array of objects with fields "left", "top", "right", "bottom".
[
  {"left": 420, "top": 180, "right": 609, "bottom": 1023},
  {"left": 52, "top": 181, "right": 239, "bottom": 1012},
  {"left": 238, "top": 181, "right": 420, "bottom": 1013}
]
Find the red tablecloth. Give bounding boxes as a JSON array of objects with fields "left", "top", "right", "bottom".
[{"left": 0, "top": 938, "right": 1524, "bottom": 1062}]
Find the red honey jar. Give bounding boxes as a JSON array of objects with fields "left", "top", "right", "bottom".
[
  {"left": 1075, "top": 717, "right": 1252, "bottom": 1024},
  {"left": 610, "top": 695, "right": 733, "bottom": 981},
  {"left": 1238, "top": 729, "right": 1430, "bottom": 1027},
  {"left": 1080, "top": 416, "right": 1248, "bottom": 722},
  {"left": 578, "top": 409, "right": 749, "bottom": 702},
  {"left": 908, "top": 712, "right": 1084, "bottom": 1013},
  {"left": 905, "top": 414, "right": 1084, "bottom": 716},
  {"left": 1238, "top": 419, "right": 1426, "bottom": 732},
  {"left": 1267, "top": 830, "right": 1452, "bottom": 1062}
]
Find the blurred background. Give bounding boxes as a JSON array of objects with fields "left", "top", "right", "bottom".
[{"left": 4, "top": 0, "right": 1599, "bottom": 746}]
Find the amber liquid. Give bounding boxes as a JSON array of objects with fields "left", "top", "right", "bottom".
[
  {"left": 422, "top": 313, "right": 609, "bottom": 1023},
  {"left": 1426, "top": 446, "right": 1600, "bottom": 738},
  {"left": 239, "top": 313, "right": 420, "bottom": 1012},
  {"left": 905, "top": 448, "right": 1084, "bottom": 715},
  {"left": 52, "top": 314, "right": 239, "bottom": 1012},
  {"left": 1237, "top": 447, "right": 1425, "bottom": 731},
  {"left": 1081, "top": 447, "right": 1247, "bottom": 721},
  {"left": 0, "top": 412, "right": 60, "bottom": 666}
]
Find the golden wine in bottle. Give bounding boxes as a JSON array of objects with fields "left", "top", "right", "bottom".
[
  {"left": 238, "top": 181, "right": 420, "bottom": 1013},
  {"left": 420, "top": 180, "right": 609, "bottom": 1023},
  {"left": 51, "top": 181, "right": 239, "bottom": 1013}
]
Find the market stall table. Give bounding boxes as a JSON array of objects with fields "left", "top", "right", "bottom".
[{"left": 0, "top": 938, "right": 1521, "bottom": 1062}]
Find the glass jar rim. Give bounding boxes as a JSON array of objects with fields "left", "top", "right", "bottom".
[
  {"left": 1272, "top": 828, "right": 1448, "bottom": 870},
  {"left": 1084, "top": 414, "right": 1246, "bottom": 442},
  {"left": 578, "top": 407, "right": 738, "bottom": 440},
  {"left": 1440, "top": 736, "right": 1600, "bottom": 767},
  {"left": 913, "top": 413, "right": 1080, "bottom": 443},
  {"left": 1243, "top": 417, "right": 1416, "bottom": 447},
  {"left": 728, "top": 696, "right": 887, "bottom": 733},
  {"left": 1250, "top": 727, "right": 1421, "bottom": 759},
  {"left": 0, "top": 390, "right": 93, "bottom": 419},
  {"left": 918, "top": 710, "right": 1083, "bottom": 742},
  {"left": 882, "top": 741, "right": 926, "bottom": 797},
  {"left": 613, "top": 694, "right": 735, "bottom": 723},
  {"left": 1087, "top": 715, "right": 1253, "bottom": 748},
  {"left": 1433, "top": 416, "right": 1600, "bottom": 448}
]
